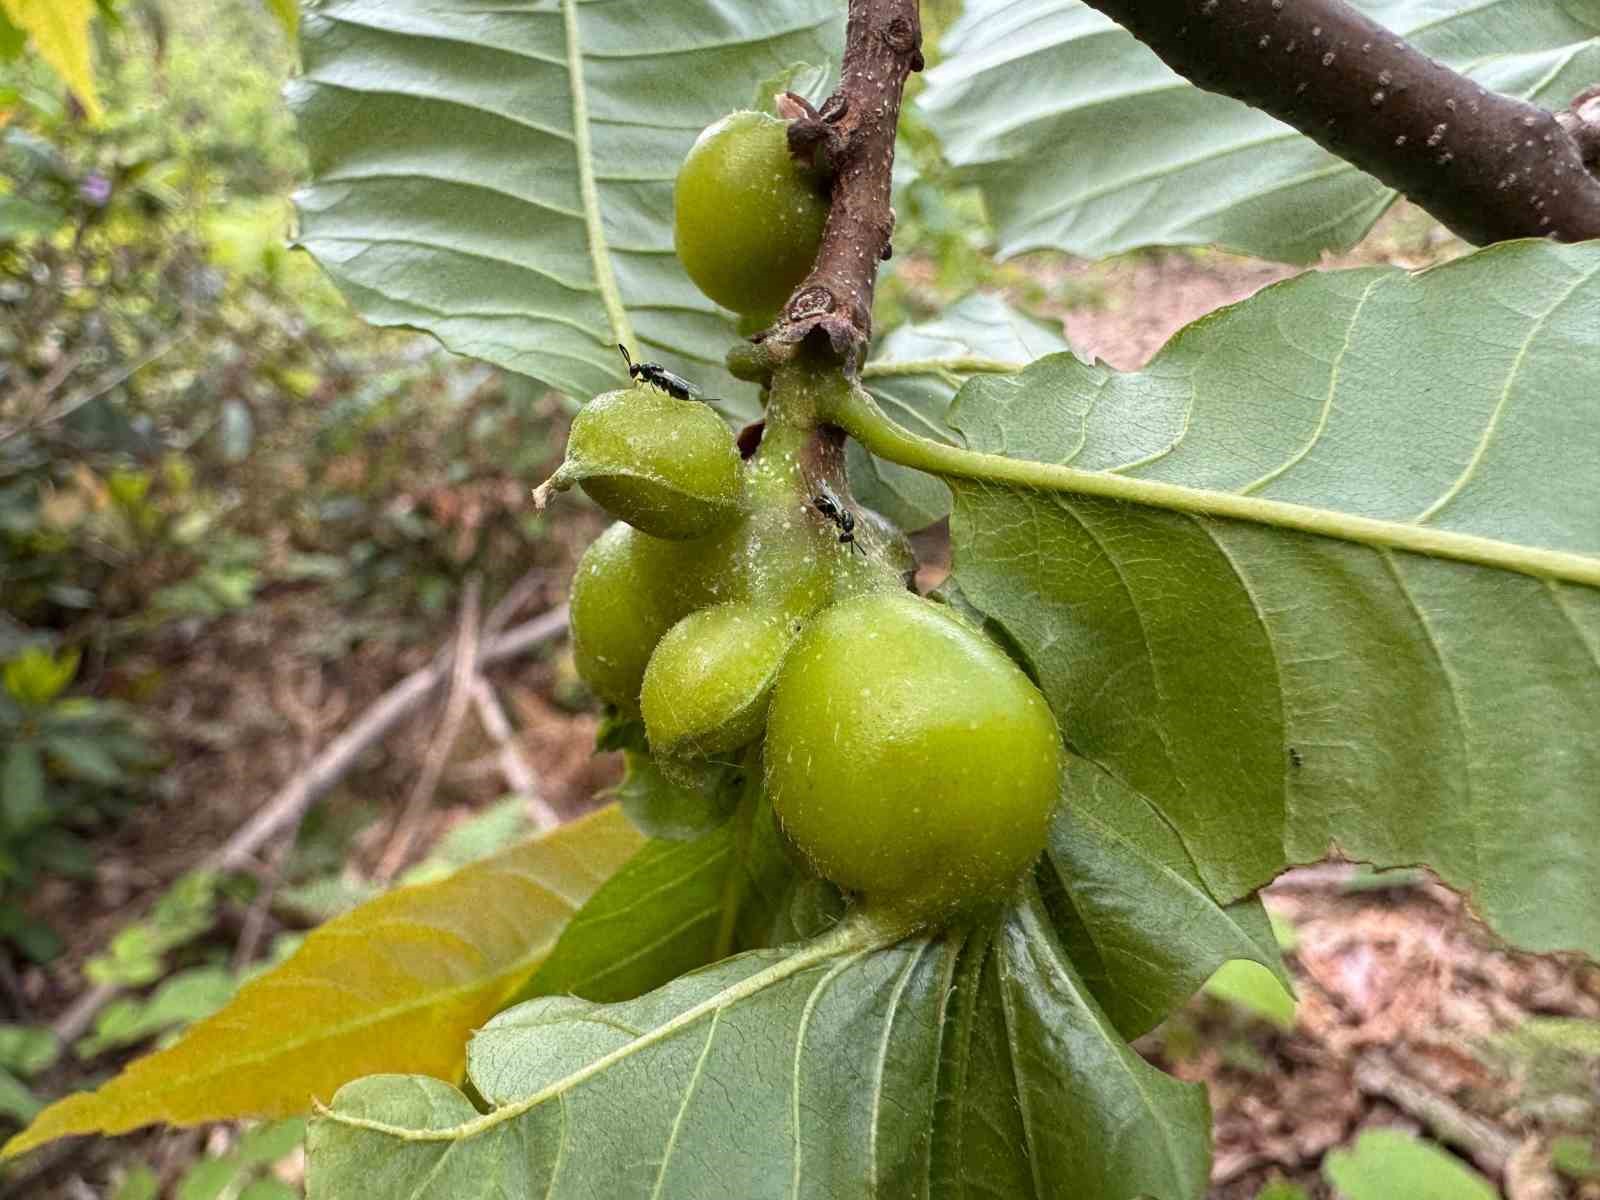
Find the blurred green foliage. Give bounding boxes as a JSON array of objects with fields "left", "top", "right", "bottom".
[
  {"left": 0, "top": 0, "right": 573, "bottom": 966},
  {"left": 0, "top": 646, "right": 156, "bottom": 958},
  {"left": 111, "top": 1117, "right": 306, "bottom": 1200},
  {"left": 1322, "top": 1129, "right": 1497, "bottom": 1200}
]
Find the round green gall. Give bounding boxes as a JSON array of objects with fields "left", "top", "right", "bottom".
[
  {"left": 641, "top": 600, "right": 799, "bottom": 768},
  {"left": 543, "top": 389, "right": 743, "bottom": 541},
  {"left": 764, "top": 592, "right": 1062, "bottom": 921},
  {"left": 674, "top": 111, "right": 829, "bottom": 317},
  {"left": 568, "top": 522, "right": 720, "bottom": 712}
]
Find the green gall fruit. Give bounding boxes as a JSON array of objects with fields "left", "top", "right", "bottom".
[
  {"left": 674, "top": 111, "right": 829, "bottom": 317},
  {"left": 551, "top": 389, "right": 743, "bottom": 540},
  {"left": 568, "top": 522, "right": 721, "bottom": 712},
  {"left": 641, "top": 601, "right": 799, "bottom": 767},
  {"left": 765, "top": 591, "right": 1062, "bottom": 921},
  {"left": 726, "top": 500, "right": 837, "bottom": 616}
]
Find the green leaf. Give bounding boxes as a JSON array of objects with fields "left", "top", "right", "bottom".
[
  {"left": 751, "top": 61, "right": 830, "bottom": 118},
  {"left": 3, "top": 647, "right": 78, "bottom": 707},
  {"left": 0, "top": 907, "right": 62, "bottom": 963},
  {"left": 238, "top": 1182, "right": 299, "bottom": 1200},
  {"left": 397, "top": 795, "right": 533, "bottom": 885},
  {"left": 1552, "top": 1135, "right": 1600, "bottom": 1181},
  {"left": 0, "top": 744, "right": 46, "bottom": 831},
  {"left": 981, "top": 891, "right": 1211, "bottom": 1199},
  {"left": 290, "top": 0, "right": 842, "bottom": 413},
  {"left": 1322, "top": 1129, "right": 1497, "bottom": 1200},
  {"left": 112, "top": 1165, "right": 159, "bottom": 1200},
  {"left": 0, "top": 9, "right": 24, "bottom": 60},
  {"left": 2, "top": 806, "right": 643, "bottom": 1159},
  {"left": 0, "top": 0, "right": 102, "bottom": 120},
  {"left": 261, "top": 0, "right": 296, "bottom": 41},
  {"left": 1254, "top": 1181, "right": 1310, "bottom": 1200},
  {"left": 308, "top": 918, "right": 939, "bottom": 1198},
  {"left": 859, "top": 292, "right": 1069, "bottom": 530},
  {"left": 175, "top": 1155, "right": 245, "bottom": 1200},
  {"left": 1203, "top": 961, "right": 1297, "bottom": 1031},
  {"left": 43, "top": 733, "right": 125, "bottom": 786},
  {"left": 943, "top": 240, "right": 1600, "bottom": 958},
  {"left": 235, "top": 1118, "right": 308, "bottom": 1167},
  {"left": 77, "top": 966, "right": 238, "bottom": 1059},
  {"left": 918, "top": 0, "right": 1600, "bottom": 263},
  {"left": 0, "top": 196, "right": 66, "bottom": 240},
  {"left": 0, "top": 1025, "right": 59, "bottom": 1077},
  {"left": 929, "top": 924, "right": 1036, "bottom": 1197},
  {"left": 521, "top": 783, "right": 794, "bottom": 1005},
  {"left": 0, "top": 1069, "right": 41, "bottom": 1125},
  {"left": 87, "top": 872, "right": 222, "bottom": 988},
  {"left": 309, "top": 894, "right": 1209, "bottom": 1199},
  {"left": 1040, "top": 767, "right": 1288, "bottom": 1039},
  {"left": 611, "top": 750, "right": 737, "bottom": 842}
]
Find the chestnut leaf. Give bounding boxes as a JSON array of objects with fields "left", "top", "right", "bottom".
[
  {"left": 946, "top": 239, "right": 1600, "bottom": 955},
  {"left": 307, "top": 897, "right": 1209, "bottom": 1200},
  {"left": 290, "top": 0, "right": 842, "bottom": 409}
]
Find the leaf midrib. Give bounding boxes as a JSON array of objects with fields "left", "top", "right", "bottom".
[
  {"left": 1057, "top": 795, "right": 1279, "bottom": 967},
  {"left": 1012, "top": 897, "right": 1197, "bottom": 1194},
  {"left": 322, "top": 920, "right": 890, "bottom": 1147},
  {"left": 561, "top": 0, "right": 633, "bottom": 355},
  {"left": 845, "top": 385, "right": 1600, "bottom": 585}
]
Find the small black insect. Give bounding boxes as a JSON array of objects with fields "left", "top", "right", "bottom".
[
  {"left": 618, "top": 344, "right": 697, "bottom": 400},
  {"left": 812, "top": 487, "right": 862, "bottom": 556},
  {"left": 1288, "top": 746, "right": 1304, "bottom": 769}
]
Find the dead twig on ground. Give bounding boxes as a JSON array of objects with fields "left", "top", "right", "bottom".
[
  {"left": 470, "top": 677, "right": 558, "bottom": 829},
  {"left": 204, "top": 603, "right": 569, "bottom": 875},
  {"left": 374, "top": 576, "right": 483, "bottom": 880},
  {"left": 482, "top": 565, "right": 551, "bottom": 639},
  {"left": 48, "top": 983, "right": 115, "bottom": 1046},
  {"left": 1354, "top": 1048, "right": 1521, "bottom": 1177}
]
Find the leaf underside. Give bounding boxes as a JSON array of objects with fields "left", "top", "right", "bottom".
[
  {"left": 308, "top": 894, "right": 1210, "bottom": 1200},
  {"left": 290, "top": 0, "right": 842, "bottom": 411},
  {"left": 2, "top": 806, "right": 644, "bottom": 1159},
  {"left": 858, "top": 293, "right": 1069, "bottom": 531},
  {"left": 918, "top": 0, "right": 1600, "bottom": 263},
  {"left": 947, "top": 239, "right": 1600, "bottom": 957}
]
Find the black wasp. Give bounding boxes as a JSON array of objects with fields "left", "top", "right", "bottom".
[
  {"left": 618, "top": 344, "right": 697, "bottom": 400},
  {"left": 812, "top": 486, "right": 862, "bottom": 556}
]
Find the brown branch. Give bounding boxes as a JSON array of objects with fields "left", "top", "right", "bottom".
[
  {"left": 1079, "top": 0, "right": 1600, "bottom": 246},
  {"left": 765, "top": 0, "right": 923, "bottom": 366}
]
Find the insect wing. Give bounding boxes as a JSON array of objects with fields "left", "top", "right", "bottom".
[{"left": 657, "top": 368, "right": 699, "bottom": 399}]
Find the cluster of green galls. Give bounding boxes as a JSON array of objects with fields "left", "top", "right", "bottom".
[{"left": 551, "top": 111, "right": 1064, "bottom": 924}]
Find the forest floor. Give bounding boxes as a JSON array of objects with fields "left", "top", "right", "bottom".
[{"left": 10, "top": 205, "right": 1599, "bottom": 1200}]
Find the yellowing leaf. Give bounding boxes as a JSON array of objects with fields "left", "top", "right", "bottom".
[
  {"left": 0, "top": 0, "right": 101, "bottom": 121},
  {"left": 262, "top": 0, "right": 297, "bottom": 41},
  {"left": 2, "top": 805, "right": 644, "bottom": 1159}
]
